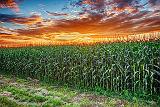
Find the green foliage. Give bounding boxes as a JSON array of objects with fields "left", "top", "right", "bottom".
[
  {"left": 0, "top": 41, "right": 160, "bottom": 103},
  {"left": 0, "top": 75, "right": 158, "bottom": 107},
  {"left": 4, "top": 86, "right": 47, "bottom": 103},
  {"left": 42, "top": 98, "right": 63, "bottom": 107},
  {"left": 0, "top": 96, "right": 24, "bottom": 107},
  {"left": 0, "top": 78, "right": 76, "bottom": 107}
]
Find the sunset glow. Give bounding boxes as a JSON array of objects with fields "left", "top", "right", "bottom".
[{"left": 0, "top": 0, "right": 160, "bottom": 47}]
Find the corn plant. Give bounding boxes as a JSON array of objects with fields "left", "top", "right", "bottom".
[{"left": 0, "top": 41, "right": 160, "bottom": 97}]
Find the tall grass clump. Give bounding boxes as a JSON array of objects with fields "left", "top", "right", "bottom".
[{"left": 0, "top": 41, "right": 160, "bottom": 101}]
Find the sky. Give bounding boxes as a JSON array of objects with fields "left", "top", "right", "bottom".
[{"left": 0, "top": 0, "right": 160, "bottom": 47}]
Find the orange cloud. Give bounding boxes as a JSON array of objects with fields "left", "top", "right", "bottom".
[
  {"left": 113, "top": 5, "right": 138, "bottom": 13},
  {"left": 0, "top": 26, "right": 18, "bottom": 35},
  {"left": 0, "top": 0, "right": 20, "bottom": 12},
  {"left": 10, "top": 15, "right": 42, "bottom": 25},
  {"left": 16, "top": 10, "right": 160, "bottom": 37}
]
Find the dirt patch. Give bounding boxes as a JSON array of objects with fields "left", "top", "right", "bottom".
[
  {"left": 73, "top": 93, "right": 107, "bottom": 103},
  {"left": 71, "top": 93, "right": 130, "bottom": 107},
  {"left": 71, "top": 93, "right": 107, "bottom": 107}
]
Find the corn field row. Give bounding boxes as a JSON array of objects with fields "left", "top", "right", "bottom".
[
  {"left": 0, "top": 41, "right": 160, "bottom": 96},
  {"left": 0, "top": 32, "right": 159, "bottom": 48}
]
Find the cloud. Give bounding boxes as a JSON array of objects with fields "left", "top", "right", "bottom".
[
  {"left": 0, "top": 14, "right": 42, "bottom": 25},
  {"left": 82, "top": 0, "right": 105, "bottom": 12},
  {"left": 70, "top": 0, "right": 106, "bottom": 14},
  {"left": 0, "top": 0, "right": 160, "bottom": 47},
  {"left": 0, "top": 26, "right": 18, "bottom": 34},
  {"left": 109, "top": 0, "right": 147, "bottom": 13},
  {"left": 46, "top": 11, "right": 68, "bottom": 16},
  {"left": 2, "top": 0, "right": 158, "bottom": 38},
  {"left": 0, "top": 14, "right": 17, "bottom": 22},
  {"left": 0, "top": 0, "right": 24, "bottom": 12},
  {"left": 148, "top": 0, "right": 160, "bottom": 10},
  {"left": 70, "top": 0, "right": 146, "bottom": 14},
  {"left": 113, "top": 4, "right": 139, "bottom": 13},
  {"left": 16, "top": 9, "right": 160, "bottom": 37},
  {"left": 149, "top": 0, "right": 160, "bottom": 6},
  {"left": 10, "top": 15, "right": 42, "bottom": 25},
  {"left": 16, "top": 13, "right": 103, "bottom": 35}
]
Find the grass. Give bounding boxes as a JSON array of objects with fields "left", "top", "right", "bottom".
[
  {"left": 0, "top": 74, "right": 157, "bottom": 107},
  {"left": 0, "top": 75, "right": 76, "bottom": 107}
]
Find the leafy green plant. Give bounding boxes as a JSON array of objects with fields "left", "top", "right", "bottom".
[{"left": 0, "top": 41, "right": 160, "bottom": 103}]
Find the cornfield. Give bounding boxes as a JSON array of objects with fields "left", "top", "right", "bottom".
[{"left": 0, "top": 41, "right": 160, "bottom": 96}]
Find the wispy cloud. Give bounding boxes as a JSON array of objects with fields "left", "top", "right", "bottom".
[
  {"left": 0, "top": 14, "right": 42, "bottom": 25},
  {"left": 46, "top": 11, "right": 68, "bottom": 16},
  {"left": 0, "top": 26, "right": 17, "bottom": 34}
]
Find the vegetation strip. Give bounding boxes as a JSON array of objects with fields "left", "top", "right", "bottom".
[
  {"left": 0, "top": 41, "right": 160, "bottom": 96},
  {"left": 0, "top": 75, "right": 157, "bottom": 107}
]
